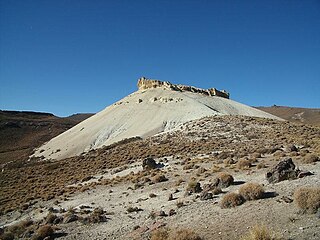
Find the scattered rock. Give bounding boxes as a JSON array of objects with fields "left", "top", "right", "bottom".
[
  {"left": 157, "top": 210, "right": 167, "bottom": 217},
  {"left": 186, "top": 181, "right": 202, "bottom": 195},
  {"left": 200, "top": 191, "right": 213, "bottom": 200},
  {"left": 168, "top": 193, "right": 174, "bottom": 201},
  {"left": 298, "top": 171, "right": 313, "bottom": 178},
  {"left": 64, "top": 213, "right": 78, "bottom": 223},
  {"left": 152, "top": 174, "right": 168, "bottom": 183},
  {"left": 203, "top": 178, "right": 225, "bottom": 192},
  {"left": 142, "top": 157, "right": 157, "bottom": 170},
  {"left": 266, "top": 158, "right": 300, "bottom": 183},
  {"left": 281, "top": 196, "right": 293, "bottom": 203},
  {"left": 168, "top": 209, "right": 176, "bottom": 216},
  {"left": 286, "top": 145, "right": 298, "bottom": 152},
  {"left": 81, "top": 176, "right": 93, "bottom": 182}
]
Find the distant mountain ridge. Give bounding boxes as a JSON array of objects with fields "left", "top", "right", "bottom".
[
  {"left": 256, "top": 106, "right": 320, "bottom": 126},
  {"left": 0, "top": 110, "right": 93, "bottom": 165}
]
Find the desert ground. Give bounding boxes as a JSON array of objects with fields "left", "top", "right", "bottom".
[{"left": 1, "top": 115, "right": 319, "bottom": 240}]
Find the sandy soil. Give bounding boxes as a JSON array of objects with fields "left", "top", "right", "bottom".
[{"left": 2, "top": 156, "right": 318, "bottom": 240}]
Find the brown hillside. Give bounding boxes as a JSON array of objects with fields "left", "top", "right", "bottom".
[
  {"left": 0, "top": 110, "right": 93, "bottom": 165},
  {"left": 256, "top": 106, "right": 320, "bottom": 126}
]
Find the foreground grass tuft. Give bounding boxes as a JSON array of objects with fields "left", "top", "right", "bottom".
[
  {"left": 151, "top": 228, "right": 203, "bottom": 240},
  {"left": 32, "top": 225, "right": 54, "bottom": 240},
  {"left": 239, "top": 183, "right": 265, "bottom": 200},
  {"left": 293, "top": 187, "right": 320, "bottom": 213},
  {"left": 240, "top": 224, "right": 282, "bottom": 240},
  {"left": 220, "top": 192, "right": 245, "bottom": 208}
]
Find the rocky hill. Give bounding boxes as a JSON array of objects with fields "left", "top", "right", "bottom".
[{"left": 32, "top": 77, "right": 281, "bottom": 160}]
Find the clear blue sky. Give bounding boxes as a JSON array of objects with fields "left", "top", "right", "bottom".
[{"left": 1, "top": 0, "right": 319, "bottom": 116}]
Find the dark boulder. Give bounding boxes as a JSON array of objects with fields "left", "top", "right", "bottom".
[
  {"left": 266, "top": 158, "right": 299, "bottom": 183},
  {"left": 142, "top": 157, "right": 157, "bottom": 170}
]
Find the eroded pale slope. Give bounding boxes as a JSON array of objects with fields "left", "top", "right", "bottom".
[{"left": 33, "top": 88, "right": 281, "bottom": 160}]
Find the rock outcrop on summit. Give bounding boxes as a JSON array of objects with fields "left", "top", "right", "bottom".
[
  {"left": 32, "top": 77, "right": 282, "bottom": 160},
  {"left": 137, "top": 77, "right": 230, "bottom": 99}
]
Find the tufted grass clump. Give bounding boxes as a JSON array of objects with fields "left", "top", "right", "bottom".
[
  {"left": 32, "top": 225, "right": 54, "bottom": 240},
  {"left": 7, "top": 219, "right": 34, "bottom": 237},
  {"left": 216, "top": 172, "right": 234, "bottom": 187},
  {"left": 293, "top": 187, "right": 320, "bottom": 213},
  {"left": 186, "top": 180, "right": 202, "bottom": 193},
  {"left": 239, "top": 183, "right": 265, "bottom": 201},
  {"left": 302, "top": 154, "right": 319, "bottom": 164},
  {"left": 151, "top": 228, "right": 203, "bottom": 240},
  {"left": 240, "top": 224, "right": 281, "bottom": 240},
  {"left": 220, "top": 192, "right": 245, "bottom": 208},
  {"left": 237, "top": 159, "right": 252, "bottom": 169}
]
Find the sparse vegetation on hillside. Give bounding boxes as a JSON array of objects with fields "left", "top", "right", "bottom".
[{"left": 0, "top": 115, "right": 319, "bottom": 217}]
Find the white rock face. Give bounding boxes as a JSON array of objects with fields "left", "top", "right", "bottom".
[{"left": 33, "top": 79, "right": 282, "bottom": 160}]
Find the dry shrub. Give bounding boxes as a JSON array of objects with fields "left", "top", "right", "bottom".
[
  {"left": 84, "top": 207, "right": 107, "bottom": 223},
  {"left": 169, "top": 229, "right": 203, "bottom": 240},
  {"left": 239, "top": 183, "right": 265, "bottom": 200},
  {"left": 223, "top": 158, "right": 235, "bottom": 165},
  {"left": 216, "top": 172, "right": 234, "bottom": 187},
  {"left": 212, "top": 187, "right": 222, "bottom": 195},
  {"left": 252, "top": 152, "right": 262, "bottom": 159},
  {"left": 8, "top": 219, "right": 33, "bottom": 236},
  {"left": 256, "top": 162, "right": 266, "bottom": 169},
  {"left": 293, "top": 187, "right": 320, "bottom": 213},
  {"left": 45, "top": 213, "right": 57, "bottom": 224},
  {"left": 211, "top": 164, "right": 223, "bottom": 172},
  {"left": 0, "top": 232, "right": 14, "bottom": 240},
  {"left": 153, "top": 174, "right": 168, "bottom": 183},
  {"left": 302, "top": 154, "right": 319, "bottom": 164},
  {"left": 237, "top": 159, "right": 252, "bottom": 169},
  {"left": 197, "top": 167, "right": 206, "bottom": 174},
  {"left": 240, "top": 224, "right": 280, "bottom": 240},
  {"left": 183, "top": 163, "right": 195, "bottom": 170},
  {"left": 127, "top": 206, "right": 142, "bottom": 213},
  {"left": 151, "top": 228, "right": 169, "bottom": 240},
  {"left": 220, "top": 192, "right": 245, "bottom": 208},
  {"left": 273, "top": 150, "right": 285, "bottom": 158},
  {"left": 151, "top": 228, "right": 202, "bottom": 240},
  {"left": 32, "top": 225, "right": 54, "bottom": 240},
  {"left": 176, "top": 200, "right": 184, "bottom": 208},
  {"left": 186, "top": 181, "right": 202, "bottom": 193},
  {"left": 175, "top": 178, "right": 185, "bottom": 186}
]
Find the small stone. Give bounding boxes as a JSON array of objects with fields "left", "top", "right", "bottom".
[
  {"left": 64, "top": 214, "right": 78, "bottom": 223},
  {"left": 200, "top": 191, "right": 213, "bottom": 200},
  {"left": 158, "top": 210, "right": 167, "bottom": 217},
  {"left": 168, "top": 209, "right": 176, "bottom": 216}
]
